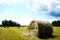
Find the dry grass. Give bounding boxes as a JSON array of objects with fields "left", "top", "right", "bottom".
[{"left": 0, "top": 26, "right": 60, "bottom": 40}]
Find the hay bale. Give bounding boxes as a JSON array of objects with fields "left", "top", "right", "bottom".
[{"left": 28, "top": 20, "right": 53, "bottom": 38}]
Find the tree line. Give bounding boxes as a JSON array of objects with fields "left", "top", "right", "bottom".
[
  {"left": 2, "top": 20, "right": 21, "bottom": 26},
  {"left": 0, "top": 20, "right": 60, "bottom": 27},
  {"left": 52, "top": 20, "right": 60, "bottom": 26},
  {"left": 0, "top": 20, "right": 21, "bottom": 28}
]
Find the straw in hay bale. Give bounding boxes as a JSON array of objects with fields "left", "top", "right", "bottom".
[{"left": 28, "top": 20, "right": 53, "bottom": 38}]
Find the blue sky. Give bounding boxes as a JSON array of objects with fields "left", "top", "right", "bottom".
[{"left": 0, "top": 0, "right": 60, "bottom": 25}]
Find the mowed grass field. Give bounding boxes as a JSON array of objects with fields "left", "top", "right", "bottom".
[{"left": 0, "top": 26, "right": 60, "bottom": 40}]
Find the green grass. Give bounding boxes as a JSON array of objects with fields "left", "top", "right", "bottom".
[
  {"left": 0, "top": 27, "right": 60, "bottom": 40},
  {"left": 18, "top": 27, "right": 28, "bottom": 32},
  {"left": 0, "top": 27, "right": 39, "bottom": 40},
  {"left": 50, "top": 27, "right": 60, "bottom": 40},
  {"left": 43, "top": 27, "right": 60, "bottom": 40}
]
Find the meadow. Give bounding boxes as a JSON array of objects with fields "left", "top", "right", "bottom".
[{"left": 0, "top": 26, "right": 60, "bottom": 40}]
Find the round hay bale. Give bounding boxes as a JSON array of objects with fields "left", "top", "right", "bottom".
[{"left": 28, "top": 20, "right": 53, "bottom": 38}]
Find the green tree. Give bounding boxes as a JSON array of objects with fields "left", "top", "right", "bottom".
[
  {"left": 2, "top": 20, "right": 21, "bottom": 28},
  {"left": 52, "top": 20, "right": 60, "bottom": 26}
]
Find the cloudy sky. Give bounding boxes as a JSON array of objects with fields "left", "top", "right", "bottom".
[{"left": 0, "top": 0, "right": 60, "bottom": 25}]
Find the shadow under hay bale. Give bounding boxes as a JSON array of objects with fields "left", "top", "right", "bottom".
[
  {"left": 38, "top": 35, "right": 58, "bottom": 39},
  {"left": 28, "top": 20, "right": 53, "bottom": 39}
]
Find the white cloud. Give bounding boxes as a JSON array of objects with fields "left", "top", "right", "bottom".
[
  {"left": 0, "top": 17, "right": 4, "bottom": 24},
  {"left": 0, "top": 0, "right": 26, "bottom": 5},
  {"left": 20, "top": 14, "right": 30, "bottom": 25},
  {"left": 25, "top": 0, "right": 60, "bottom": 13},
  {"left": 56, "top": 5, "right": 60, "bottom": 8},
  {"left": 4, "top": 8, "right": 15, "bottom": 14},
  {"left": 4, "top": 11, "right": 10, "bottom": 14},
  {"left": 45, "top": 19, "right": 57, "bottom": 23},
  {"left": 20, "top": 14, "right": 34, "bottom": 25},
  {"left": 54, "top": 1, "right": 60, "bottom": 14},
  {"left": 0, "top": 0, "right": 60, "bottom": 13},
  {"left": 25, "top": 0, "right": 54, "bottom": 12},
  {"left": 10, "top": 9, "right": 15, "bottom": 12},
  {"left": 0, "top": 0, "right": 11, "bottom": 5},
  {"left": 10, "top": 0, "right": 25, "bottom": 3}
]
